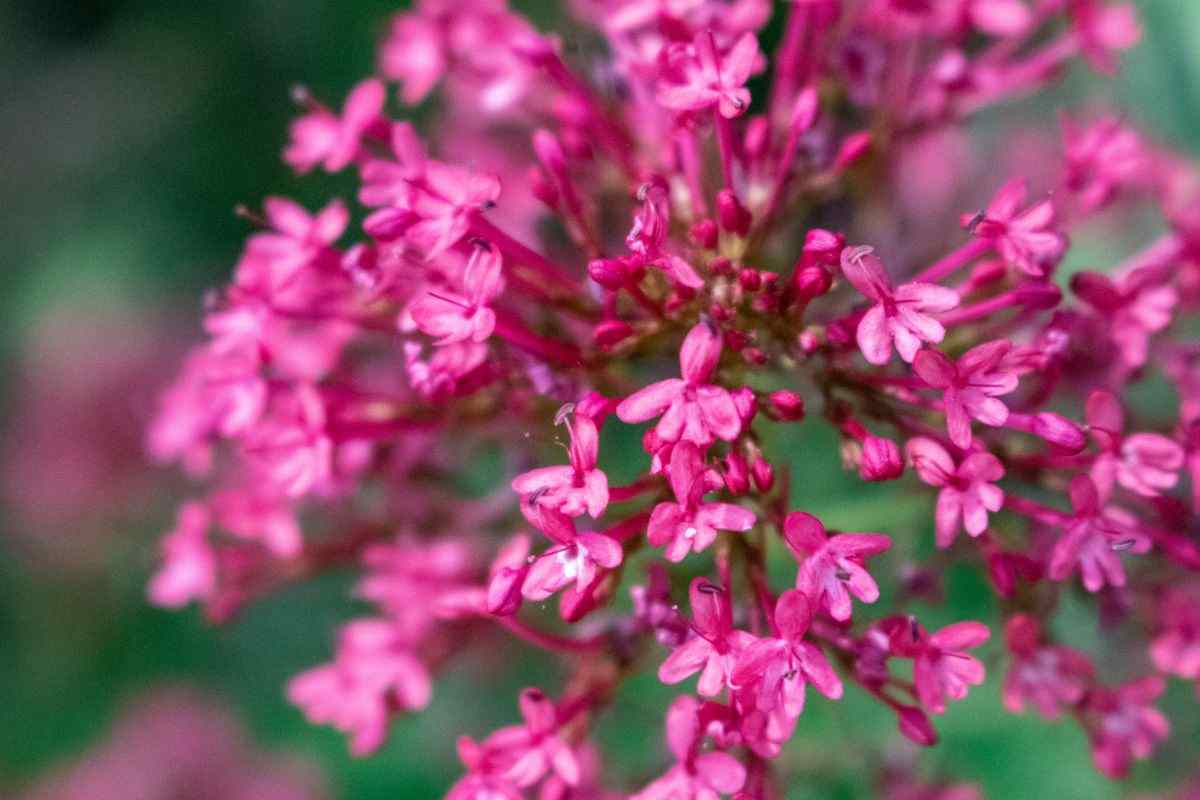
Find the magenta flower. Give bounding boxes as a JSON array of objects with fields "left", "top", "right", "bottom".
[
  {"left": 410, "top": 243, "right": 505, "bottom": 344},
  {"left": 840, "top": 245, "right": 960, "bottom": 365},
  {"left": 647, "top": 441, "right": 755, "bottom": 562},
  {"left": 1072, "top": 269, "right": 1179, "bottom": 370},
  {"left": 969, "top": 179, "right": 1066, "bottom": 276},
  {"left": 783, "top": 511, "right": 891, "bottom": 622},
  {"left": 1085, "top": 677, "right": 1169, "bottom": 779},
  {"left": 521, "top": 527, "right": 623, "bottom": 602},
  {"left": 1085, "top": 389, "right": 1184, "bottom": 497},
  {"left": 284, "top": 78, "right": 386, "bottom": 173},
  {"left": 732, "top": 590, "right": 844, "bottom": 719},
  {"left": 659, "top": 578, "right": 755, "bottom": 697},
  {"left": 657, "top": 32, "right": 760, "bottom": 119},
  {"left": 147, "top": 501, "right": 216, "bottom": 609},
  {"left": 913, "top": 341, "right": 1019, "bottom": 449},
  {"left": 236, "top": 197, "right": 348, "bottom": 296},
  {"left": 466, "top": 688, "right": 580, "bottom": 790},
  {"left": 913, "top": 621, "right": 990, "bottom": 715},
  {"left": 1048, "top": 475, "right": 1148, "bottom": 592},
  {"left": 617, "top": 322, "right": 742, "bottom": 446},
  {"left": 242, "top": 385, "right": 333, "bottom": 498},
  {"left": 287, "top": 618, "right": 432, "bottom": 756},
  {"left": 408, "top": 162, "right": 502, "bottom": 260},
  {"left": 1149, "top": 590, "right": 1200, "bottom": 680},
  {"left": 631, "top": 695, "right": 746, "bottom": 800},
  {"left": 1070, "top": 0, "right": 1142, "bottom": 75},
  {"left": 512, "top": 410, "right": 609, "bottom": 519},
  {"left": 907, "top": 437, "right": 1005, "bottom": 548},
  {"left": 1002, "top": 614, "right": 1093, "bottom": 719}
]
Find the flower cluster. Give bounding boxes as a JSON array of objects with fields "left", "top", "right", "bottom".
[{"left": 148, "top": 0, "right": 1200, "bottom": 794}]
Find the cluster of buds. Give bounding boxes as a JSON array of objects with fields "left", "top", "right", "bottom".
[{"left": 147, "top": 0, "right": 1200, "bottom": 795}]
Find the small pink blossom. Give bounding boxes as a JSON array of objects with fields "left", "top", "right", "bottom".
[
  {"left": 410, "top": 243, "right": 505, "bottom": 344},
  {"left": 1048, "top": 475, "right": 1148, "bottom": 592},
  {"left": 783, "top": 511, "right": 891, "bottom": 622},
  {"left": 1072, "top": 269, "right": 1179, "bottom": 370},
  {"left": 968, "top": 179, "right": 1066, "bottom": 277},
  {"left": 732, "top": 590, "right": 844, "bottom": 719},
  {"left": 1085, "top": 389, "right": 1184, "bottom": 497},
  {"left": 657, "top": 32, "right": 760, "bottom": 119},
  {"left": 242, "top": 385, "right": 333, "bottom": 498},
  {"left": 408, "top": 162, "right": 502, "bottom": 261},
  {"left": 147, "top": 501, "right": 217, "bottom": 609},
  {"left": 235, "top": 198, "right": 348, "bottom": 296},
  {"left": 617, "top": 322, "right": 742, "bottom": 446},
  {"left": 454, "top": 688, "right": 580, "bottom": 791},
  {"left": 1002, "top": 614, "right": 1093, "bottom": 719},
  {"left": 631, "top": 695, "right": 746, "bottom": 800},
  {"left": 522, "top": 526, "right": 623, "bottom": 602},
  {"left": 1085, "top": 676, "right": 1169, "bottom": 779},
  {"left": 913, "top": 621, "right": 991, "bottom": 715},
  {"left": 659, "top": 578, "right": 755, "bottom": 697},
  {"left": 648, "top": 441, "right": 756, "bottom": 562},
  {"left": 907, "top": 437, "right": 1005, "bottom": 548},
  {"left": 284, "top": 79, "right": 386, "bottom": 173},
  {"left": 913, "top": 341, "right": 1019, "bottom": 449},
  {"left": 1149, "top": 590, "right": 1200, "bottom": 680},
  {"left": 841, "top": 245, "right": 960, "bottom": 365},
  {"left": 512, "top": 410, "right": 609, "bottom": 518},
  {"left": 287, "top": 618, "right": 432, "bottom": 756},
  {"left": 1070, "top": 0, "right": 1142, "bottom": 75}
]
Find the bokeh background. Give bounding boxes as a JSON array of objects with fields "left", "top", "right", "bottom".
[{"left": 2, "top": 1, "right": 1200, "bottom": 797}]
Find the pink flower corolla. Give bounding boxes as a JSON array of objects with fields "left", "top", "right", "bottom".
[
  {"left": 403, "top": 340, "right": 489, "bottom": 401},
  {"left": 1072, "top": 269, "right": 1179, "bottom": 370},
  {"left": 1062, "top": 115, "right": 1149, "bottom": 211},
  {"left": 782, "top": 511, "right": 891, "bottom": 622},
  {"left": 521, "top": 520, "right": 624, "bottom": 603},
  {"left": 969, "top": 0, "right": 1034, "bottom": 36},
  {"left": 1048, "top": 474, "right": 1148, "bottom": 592},
  {"left": 1149, "top": 590, "right": 1200, "bottom": 680},
  {"left": 284, "top": 79, "right": 386, "bottom": 173},
  {"left": 732, "top": 590, "right": 844, "bottom": 720},
  {"left": 1085, "top": 676, "right": 1169, "bottom": 779},
  {"left": 616, "top": 322, "right": 741, "bottom": 446},
  {"left": 287, "top": 618, "right": 432, "bottom": 755},
  {"left": 1069, "top": 0, "right": 1142, "bottom": 75},
  {"left": 906, "top": 437, "right": 1005, "bottom": 548},
  {"left": 410, "top": 243, "right": 505, "bottom": 344},
  {"left": 657, "top": 32, "right": 760, "bottom": 119},
  {"left": 242, "top": 385, "right": 333, "bottom": 498},
  {"left": 208, "top": 486, "right": 303, "bottom": 558},
  {"left": 913, "top": 341, "right": 1020, "bottom": 449},
  {"left": 407, "top": 162, "right": 503, "bottom": 260},
  {"left": 234, "top": 198, "right": 348, "bottom": 297},
  {"left": 147, "top": 501, "right": 217, "bottom": 609},
  {"left": 451, "top": 688, "right": 580, "bottom": 794},
  {"left": 631, "top": 695, "right": 746, "bottom": 800},
  {"left": 648, "top": 441, "right": 755, "bottom": 562},
  {"left": 1002, "top": 614, "right": 1093, "bottom": 719},
  {"left": 968, "top": 179, "right": 1067, "bottom": 277},
  {"left": 659, "top": 578, "right": 755, "bottom": 697},
  {"left": 912, "top": 621, "right": 991, "bottom": 715},
  {"left": 512, "top": 409, "right": 609, "bottom": 519},
  {"left": 840, "top": 245, "right": 960, "bottom": 365},
  {"left": 1085, "top": 389, "right": 1184, "bottom": 497}
]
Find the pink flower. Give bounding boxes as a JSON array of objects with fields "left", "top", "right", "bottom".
[
  {"left": 913, "top": 341, "right": 1019, "bottom": 448},
  {"left": 287, "top": 618, "right": 432, "bottom": 755},
  {"left": 1048, "top": 475, "right": 1148, "bottom": 592},
  {"left": 907, "top": 437, "right": 1005, "bottom": 548},
  {"left": 1149, "top": 590, "right": 1200, "bottom": 680},
  {"left": 209, "top": 486, "right": 303, "bottom": 558},
  {"left": 1085, "top": 677, "right": 1169, "bottom": 779},
  {"left": 1069, "top": 0, "right": 1141, "bottom": 75},
  {"left": 242, "top": 385, "right": 333, "bottom": 498},
  {"left": 732, "top": 590, "right": 844, "bottom": 719},
  {"left": 617, "top": 322, "right": 742, "bottom": 446},
  {"left": 512, "top": 410, "right": 609, "bottom": 518},
  {"left": 521, "top": 526, "right": 623, "bottom": 602},
  {"left": 968, "top": 179, "right": 1066, "bottom": 277},
  {"left": 284, "top": 79, "right": 385, "bottom": 173},
  {"left": 1072, "top": 269, "right": 1179, "bottom": 370},
  {"left": 1062, "top": 115, "right": 1149, "bottom": 211},
  {"left": 969, "top": 0, "right": 1033, "bottom": 36},
  {"left": 657, "top": 32, "right": 760, "bottom": 119},
  {"left": 783, "top": 511, "right": 890, "bottom": 622},
  {"left": 631, "top": 696, "right": 746, "bottom": 800},
  {"left": 147, "top": 501, "right": 217, "bottom": 609},
  {"left": 647, "top": 441, "right": 756, "bottom": 562},
  {"left": 379, "top": 12, "right": 446, "bottom": 105},
  {"left": 1085, "top": 389, "right": 1184, "bottom": 497},
  {"left": 410, "top": 243, "right": 505, "bottom": 344},
  {"left": 457, "top": 688, "right": 580, "bottom": 791},
  {"left": 1002, "top": 614, "right": 1093, "bottom": 719},
  {"left": 235, "top": 198, "right": 348, "bottom": 296},
  {"left": 913, "top": 621, "right": 990, "bottom": 715},
  {"left": 659, "top": 578, "right": 755, "bottom": 697},
  {"left": 841, "top": 245, "right": 960, "bottom": 365},
  {"left": 408, "top": 162, "right": 502, "bottom": 261}
]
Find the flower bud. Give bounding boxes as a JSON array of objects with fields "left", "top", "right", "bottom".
[
  {"left": 791, "top": 265, "right": 833, "bottom": 304},
  {"left": 723, "top": 450, "right": 750, "bottom": 495},
  {"left": 690, "top": 219, "right": 719, "bottom": 249},
  {"left": 1016, "top": 280, "right": 1062, "bottom": 309},
  {"left": 895, "top": 704, "right": 938, "bottom": 747},
  {"left": 832, "top": 131, "right": 871, "bottom": 173},
  {"left": 588, "top": 257, "right": 628, "bottom": 289},
  {"left": 801, "top": 228, "right": 845, "bottom": 268},
  {"left": 743, "top": 115, "right": 770, "bottom": 159},
  {"left": 859, "top": 435, "right": 903, "bottom": 481},
  {"left": 767, "top": 390, "right": 806, "bottom": 421},
  {"left": 738, "top": 268, "right": 763, "bottom": 292},
  {"left": 593, "top": 319, "right": 634, "bottom": 350},
  {"left": 717, "top": 189, "right": 752, "bottom": 236},
  {"left": 1070, "top": 271, "right": 1123, "bottom": 310},
  {"left": 1034, "top": 412, "right": 1087, "bottom": 452},
  {"left": 732, "top": 386, "right": 757, "bottom": 423},
  {"left": 751, "top": 456, "right": 775, "bottom": 493}
]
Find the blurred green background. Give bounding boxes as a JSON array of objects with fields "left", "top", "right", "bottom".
[{"left": 2, "top": 1, "right": 1199, "bottom": 797}]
